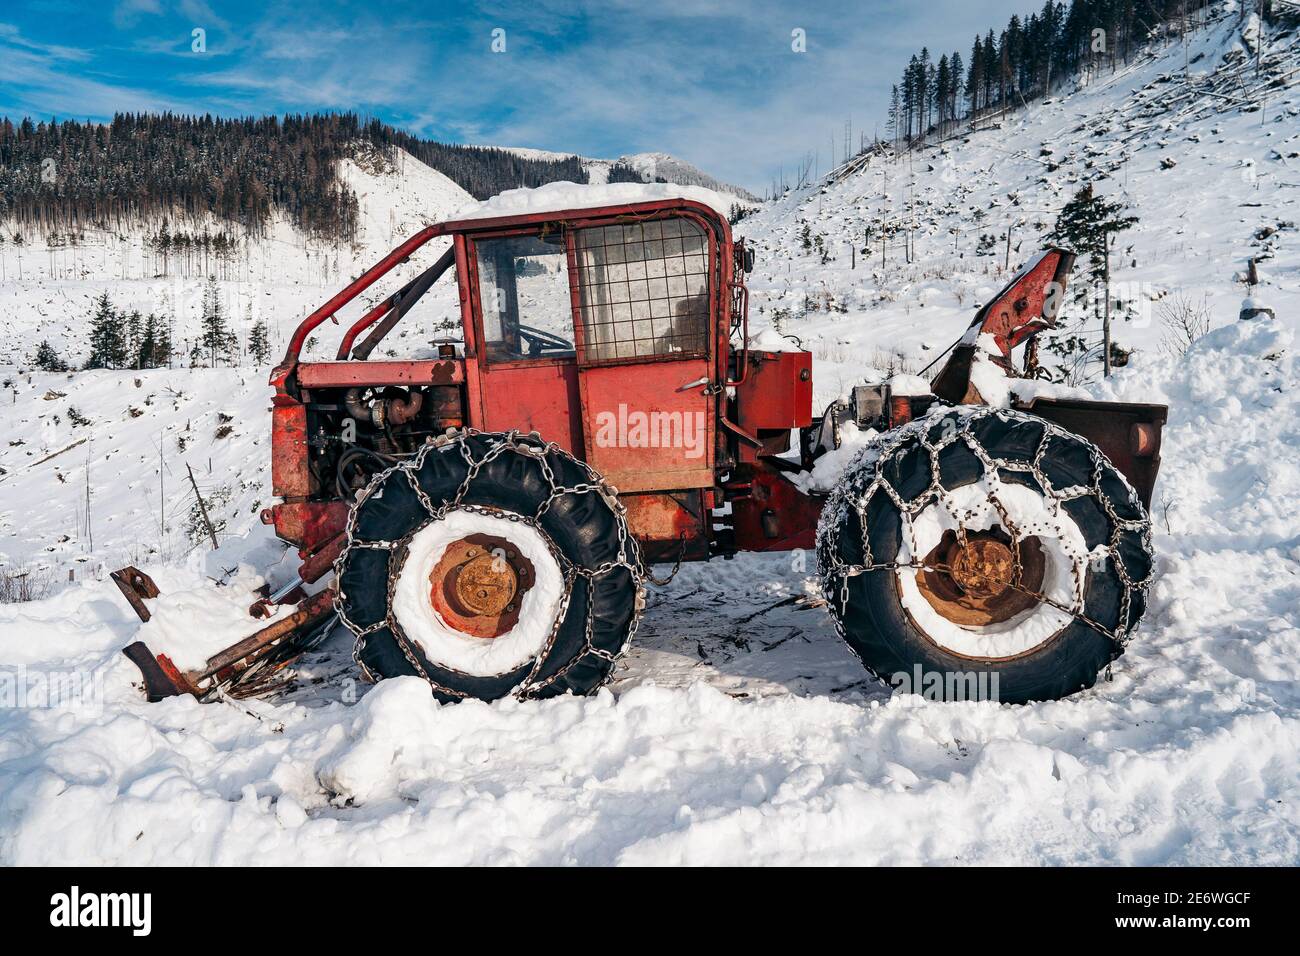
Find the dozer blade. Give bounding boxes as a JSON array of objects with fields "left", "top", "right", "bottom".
[
  {"left": 114, "top": 576, "right": 337, "bottom": 702},
  {"left": 121, "top": 641, "right": 196, "bottom": 701}
]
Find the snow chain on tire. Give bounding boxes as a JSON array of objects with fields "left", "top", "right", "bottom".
[
  {"left": 816, "top": 406, "right": 1155, "bottom": 700},
  {"left": 334, "top": 429, "right": 647, "bottom": 702}
]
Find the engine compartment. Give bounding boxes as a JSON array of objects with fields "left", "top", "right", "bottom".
[{"left": 300, "top": 383, "right": 465, "bottom": 501}]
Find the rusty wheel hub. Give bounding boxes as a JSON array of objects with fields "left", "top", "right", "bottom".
[
  {"left": 948, "top": 538, "right": 1015, "bottom": 597},
  {"left": 428, "top": 533, "right": 535, "bottom": 639},
  {"left": 914, "top": 530, "right": 1045, "bottom": 629}
]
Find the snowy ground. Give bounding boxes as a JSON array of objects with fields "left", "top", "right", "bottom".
[
  {"left": 1, "top": 9, "right": 1298, "bottom": 865},
  {"left": 1, "top": 316, "right": 1296, "bottom": 865}
]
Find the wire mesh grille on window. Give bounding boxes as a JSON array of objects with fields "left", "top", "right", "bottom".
[{"left": 574, "top": 218, "right": 710, "bottom": 362}]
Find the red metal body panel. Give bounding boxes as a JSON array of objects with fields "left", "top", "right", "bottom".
[
  {"left": 267, "top": 500, "right": 348, "bottom": 551},
  {"left": 479, "top": 358, "right": 585, "bottom": 453},
  {"left": 980, "top": 249, "right": 1075, "bottom": 359},
  {"left": 297, "top": 359, "right": 464, "bottom": 389},
  {"left": 270, "top": 403, "right": 311, "bottom": 499},
  {"left": 578, "top": 357, "right": 716, "bottom": 493},
  {"left": 621, "top": 491, "right": 712, "bottom": 562},
  {"left": 729, "top": 464, "right": 823, "bottom": 552},
  {"left": 736, "top": 350, "right": 813, "bottom": 430},
  {"left": 932, "top": 248, "right": 1075, "bottom": 403}
]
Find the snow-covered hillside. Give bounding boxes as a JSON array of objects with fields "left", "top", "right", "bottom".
[
  {"left": 736, "top": 10, "right": 1299, "bottom": 407},
  {"left": 0, "top": 7, "right": 1298, "bottom": 865}
]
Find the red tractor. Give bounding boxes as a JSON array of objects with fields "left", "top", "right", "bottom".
[{"left": 123, "top": 194, "right": 1167, "bottom": 705}]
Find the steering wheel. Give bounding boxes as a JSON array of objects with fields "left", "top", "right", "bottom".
[{"left": 518, "top": 323, "right": 574, "bottom": 356}]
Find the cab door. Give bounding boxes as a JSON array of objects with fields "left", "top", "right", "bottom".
[
  {"left": 462, "top": 229, "right": 585, "bottom": 453},
  {"left": 570, "top": 215, "right": 717, "bottom": 493}
]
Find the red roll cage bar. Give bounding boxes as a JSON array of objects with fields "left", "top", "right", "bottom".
[{"left": 275, "top": 198, "right": 738, "bottom": 375}]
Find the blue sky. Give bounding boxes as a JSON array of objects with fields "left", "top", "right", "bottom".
[{"left": 0, "top": 0, "right": 1026, "bottom": 192}]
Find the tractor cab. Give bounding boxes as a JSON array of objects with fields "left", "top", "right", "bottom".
[{"left": 449, "top": 201, "right": 728, "bottom": 495}]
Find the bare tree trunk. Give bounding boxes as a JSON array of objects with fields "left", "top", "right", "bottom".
[{"left": 1102, "top": 234, "right": 1113, "bottom": 378}]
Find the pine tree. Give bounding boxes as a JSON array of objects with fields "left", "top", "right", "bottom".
[
  {"left": 966, "top": 36, "right": 984, "bottom": 114},
  {"left": 982, "top": 29, "right": 998, "bottom": 110},
  {"left": 34, "top": 340, "right": 68, "bottom": 372},
  {"left": 153, "top": 316, "right": 173, "bottom": 368},
  {"left": 126, "top": 309, "right": 142, "bottom": 369},
  {"left": 888, "top": 84, "right": 902, "bottom": 149},
  {"left": 137, "top": 312, "right": 172, "bottom": 368},
  {"left": 1050, "top": 183, "right": 1138, "bottom": 377},
  {"left": 936, "top": 55, "right": 951, "bottom": 131},
  {"left": 949, "top": 51, "right": 964, "bottom": 122},
  {"left": 199, "top": 276, "right": 236, "bottom": 367},
  {"left": 85, "top": 292, "right": 128, "bottom": 369},
  {"left": 248, "top": 317, "right": 271, "bottom": 365}
]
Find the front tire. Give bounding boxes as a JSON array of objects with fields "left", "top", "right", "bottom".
[
  {"left": 817, "top": 407, "right": 1154, "bottom": 704},
  {"left": 336, "top": 431, "right": 644, "bottom": 702}
]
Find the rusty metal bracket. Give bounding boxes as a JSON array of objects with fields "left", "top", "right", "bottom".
[
  {"left": 110, "top": 566, "right": 160, "bottom": 622},
  {"left": 119, "top": 588, "right": 338, "bottom": 703}
]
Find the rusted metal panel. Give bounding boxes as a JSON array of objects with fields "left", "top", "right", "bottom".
[
  {"left": 1014, "top": 397, "right": 1167, "bottom": 508},
  {"left": 622, "top": 491, "right": 711, "bottom": 562},
  {"left": 729, "top": 463, "right": 824, "bottom": 553},
  {"left": 886, "top": 392, "right": 935, "bottom": 428},
  {"left": 932, "top": 248, "right": 1075, "bottom": 404},
  {"left": 979, "top": 249, "right": 1075, "bottom": 357},
  {"left": 270, "top": 403, "right": 311, "bottom": 499},
  {"left": 267, "top": 500, "right": 348, "bottom": 552},
  {"left": 297, "top": 359, "right": 464, "bottom": 389}
]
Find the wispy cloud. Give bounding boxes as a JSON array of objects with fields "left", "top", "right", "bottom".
[
  {"left": 0, "top": 1, "right": 1029, "bottom": 191},
  {"left": 0, "top": 23, "right": 189, "bottom": 118}
]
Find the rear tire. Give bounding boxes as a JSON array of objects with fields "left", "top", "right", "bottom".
[
  {"left": 816, "top": 407, "right": 1153, "bottom": 704},
  {"left": 335, "top": 431, "right": 644, "bottom": 703}
]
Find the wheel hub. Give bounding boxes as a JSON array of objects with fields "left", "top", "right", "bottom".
[
  {"left": 428, "top": 533, "right": 535, "bottom": 639},
  {"left": 453, "top": 551, "right": 518, "bottom": 616},
  {"left": 914, "top": 530, "right": 1046, "bottom": 629},
  {"left": 948, "top": 538, "right": 1015, "bottom": 597}
]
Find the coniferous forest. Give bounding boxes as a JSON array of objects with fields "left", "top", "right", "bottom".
[
  {"left": 887, "top": 0, "right": 1218, "bottom": 146},
  {"left": 0, "top": 112, "right": 600, "bottom": 242}
]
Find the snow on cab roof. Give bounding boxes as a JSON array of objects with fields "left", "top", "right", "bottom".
[{"left": 452, "top": 180, "right": 735, "bottom": 223}]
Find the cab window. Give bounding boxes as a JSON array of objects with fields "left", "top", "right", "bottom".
[
  {"left": 573, "top": 217, "right": 710, "bottom": 363},
  {"left": 475, "top": 232, "right": 576, "bottom": 362}
]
